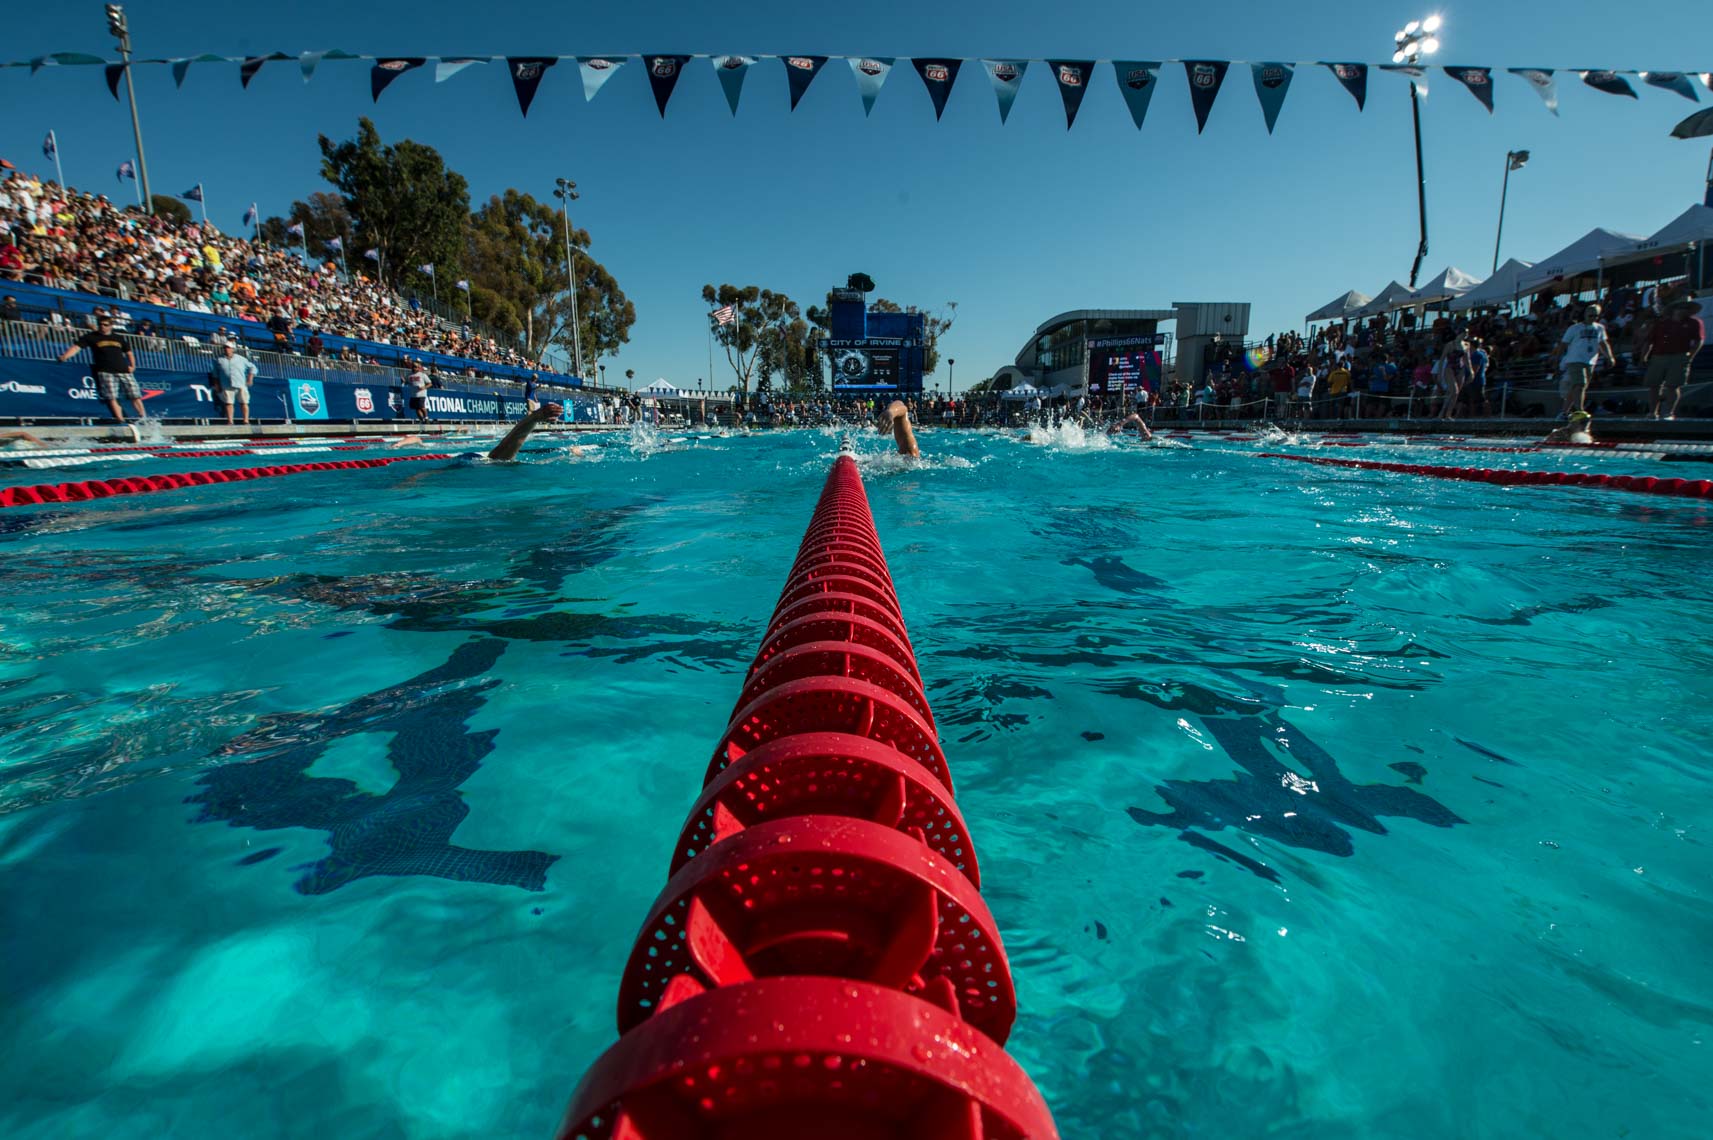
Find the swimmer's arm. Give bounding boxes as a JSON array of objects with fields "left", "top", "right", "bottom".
[
  {"left": 878, "top": 400, "right": 919, "bottom": 457},
  {"left": 487, "top": 402, "right": 562, "bottom": 461}
]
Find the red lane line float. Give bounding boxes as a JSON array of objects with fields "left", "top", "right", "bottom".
[
  {"left": 1259, "top": 452, "right": 1713, "bottom": 500},
  {"left": 618, "top": 815, "right": 1015, "bottom": 1041},
  {"left": 560, "top": 454, "right": 1056, "bottom": 1139},
  {"left": 672, "top": 731, "right": 978, "bottom": 883},
  {"left": 0, "top": 454, "right": 454, "bottom": 510}
]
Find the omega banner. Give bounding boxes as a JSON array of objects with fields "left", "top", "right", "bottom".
[{"left": 0, "top": 360, "right": 598, "bottom": 423}]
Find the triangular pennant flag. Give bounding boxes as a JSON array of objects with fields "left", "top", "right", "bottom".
[
  {"left": 435, "top": 57, "right": 486, "bottom": 84},
  {"left": 30, "top": 57, "right": 48, "bottom": 76},
  {"left": 912, "top": 58, "right": 963, "bottom": 120},
  {"left": 1509, "top": 68, "right": 1559, "bottom": 115},
  {"left": 783, "top": 55, "right": 828, "bottom": 111},
  {"left": 104, "top": 63, "right": 125, "bottom": 100},
  {"left": 239, "top": 56, "right": 273, "bottom": 88},
  {"left": 712, "top": 56, "right": 756, "bottom": 114},
  {"left": 172, "top": 59, "right": 193, "bottom": 87},
  {"left": 370, "top": 57, "right": 425, "bottom": 102},
  {"left": 1250, "top": 62, "right": 1294, "bottom": 133},
  {"left": 1183, "top": 60, "right": 1229, "bottom": 133},
  {"left": 1581, "top": 70, "right": 1637, "bottom": 99},
  {"left": 1444, "top": 66, "right": 1495, "bottom": 112},
  {"left": 300, "top": 51, "right": 325, "bottom": 83},
  {"left": 1112, "top": 61, "right": 1161, "bottom": 128},
  {"left": 1321, "top": 62, "right": 1368, "bottom": 111},
  {"left": 1378, "top": 63, "right": 1429, "bottom": 95},
  {"left": 1642, "top": 71, "right": 1700, "bottom": 102},
  {"left": 507, "top": 57, "right": 556, "bottom": 116},
  {"left": 981, "top": 60, "right": 1029, "bottom": 123},
  {"left": 643, "top": 55, "right": 690, "bottom": 117},
  {"left": 1049, "top": 60, "right": 1095, "bottom": 129},
  {"left": 578, "top": 57, "right": 626, "bottom": 102},
  {"left": 847, "top": 57, "right": 894, "bottom": 116}
]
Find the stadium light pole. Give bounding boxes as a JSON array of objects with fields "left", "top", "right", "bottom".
[
  {"left": 105, "top": 4, "right": 153, "bottom": 214},
  {"left": 1392, "top": 15, "right": 1442, "bottom": 288},
  {"left": 948, "top": 357, "right": 956, "bottom": 395},
  {"left": 553, "top": 178, "right": 583, "bottom": 380},
  {"left": 1493, "top": 149, "right": 1530, "bottom": 273}
]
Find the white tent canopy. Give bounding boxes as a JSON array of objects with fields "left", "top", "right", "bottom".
[
  {"left": 1002, "top": 382, "right": 1043, "bottom": 400},
  {"left": 1408, "top": 266, "right": 1484, "bottom": 307},
  {"left": 1305, "top": 290, "right": 1372, "bottom": 322},
  {"left": 636, "top": 379, "right": 678, "bottom": 395},
  {"left": 1352, "top": 281, "right": 1416, "bottom": 318},
  {"left": 1603, "top": 204, "right": 1713, "bottom": 268},
  {"left": 1515, "top": 228, "right": 1648, "bottom": 294},
  {"left": 1449, "top": 258, "right": 1535, "bottom": 311}
]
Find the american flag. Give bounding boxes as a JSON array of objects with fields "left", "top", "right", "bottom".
[{"left": 714, "top": 304, "right": 735, "bottom": 325}]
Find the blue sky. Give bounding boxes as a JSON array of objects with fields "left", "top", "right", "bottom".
[{"left": 2, "top": 0, "right": 1707, "bottom": 390}]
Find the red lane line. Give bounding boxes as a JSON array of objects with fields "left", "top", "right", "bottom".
[
  {"left": 0, "top": 454, "right": 454, "bottom": 510},
  {"left": 1260, "top": 452, "right": 1713, "bottom": 500}
]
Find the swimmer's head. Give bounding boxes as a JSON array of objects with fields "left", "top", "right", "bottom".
[{"left": 1568, "top": 410, "right": 1592, "bottom": 424}]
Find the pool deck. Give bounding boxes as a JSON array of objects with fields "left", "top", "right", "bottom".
[{"left": 9, "top": 414, "right": 1713, "bottom": 447}]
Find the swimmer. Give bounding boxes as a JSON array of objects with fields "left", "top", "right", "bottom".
[
  {"left": 1541, "top": 410, "right": 1595, "bottom": 446},
  {"left": 385, "top": 434, "right": 426, "bottom": 449},
  {"left": 1, "top": 430, "right": 49, "bottom": 450},
  {"left": 487, "top": 402, "right": 566, "bottom": 461},
  {"left": 1107, "top": 413, "right": 1153, "bottom": 441},
  {"left": 877, "top": 400, "right": 919, "bottom": 457}
]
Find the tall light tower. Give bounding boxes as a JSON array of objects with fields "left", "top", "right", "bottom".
[
  {"left": 553, "top": 177, "right": 584, "bottom": 380},
  {"left": 1392, "top": 14, "right": 1442, "bottom": 287},
  {"left": 105, "top": 4, "right": 153, "bottom": 214}
]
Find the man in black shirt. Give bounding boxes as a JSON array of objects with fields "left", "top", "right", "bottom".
[{"left": 57, "top": 313, "right": 144, "bottom": 422}]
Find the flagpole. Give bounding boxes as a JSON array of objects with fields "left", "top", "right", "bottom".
[
  {"left": 199, "top": 185, "right": 207, "bottom": 226},
  {"left": 48, "top": 131, "right": 65, "bottom": 193}
]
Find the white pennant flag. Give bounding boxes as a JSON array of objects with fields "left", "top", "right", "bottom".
[{"left": 1509, "top": 68, "right": 1559, "bottom": 116}]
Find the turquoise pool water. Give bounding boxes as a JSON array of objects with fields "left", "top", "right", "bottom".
[{"left": 2, "top": 426, "right": 1709, "bottom": 1138}]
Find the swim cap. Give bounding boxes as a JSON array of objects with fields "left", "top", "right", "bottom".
[{"left": 1568, "top": 410, "right": 1592, "bottom": 422}]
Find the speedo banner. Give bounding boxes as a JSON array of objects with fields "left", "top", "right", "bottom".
[{"left": 0, "top": 359, "right": 597, "bottom": 423}]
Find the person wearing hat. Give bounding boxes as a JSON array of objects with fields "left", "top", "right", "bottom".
[
  {"left": 1640, "top": 298, "right": 1704, "bottom": 421},
  {"left": 1551, "top": 304, "right": 1615, "bottom": 417},
  {"left": 1541, "top": 410, "right": 1595, "bottom": 446},
  {"left": 56, "top": 311, "right": 143, "bottom": 423}
]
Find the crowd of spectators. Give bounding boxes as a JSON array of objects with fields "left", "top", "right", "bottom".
[
  {"left": 0, "top": 170, "right": 535, "bottom": 373},
  {"left": 1188, "top": 278, "right": 1705, "bottom": 421}
]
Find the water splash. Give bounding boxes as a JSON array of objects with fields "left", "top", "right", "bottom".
[{"left": 1021, "top": 419, "right": 1114, "bottom": 452}]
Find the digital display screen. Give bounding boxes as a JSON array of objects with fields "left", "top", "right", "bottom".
[
  {"left": 1088, "top": 348, "right": 1161, "bottom": 396},
  {"left": 832, "top": 347, "right": 900, "bottom": 391}
]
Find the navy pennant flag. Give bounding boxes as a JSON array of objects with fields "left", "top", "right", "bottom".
[
  {"left": 912, "top": 58, "right": 963, "bottom": 120},
  {"left": 300, "top": 51, "right": 325, "bottom": 83},
  {"left": 104, "top": 63, "right": 125, "bottom": 100},
  {"left": 1642, "top": 71, "right": 1700, "bottom": 102},
  {"left": 1321, "top": 62, "right": 1368, "bottom": 110},
  {"left": 578, "top": 57, "right": 626, "bottom": 102},
  {"left": 181, "top": 184, "right": 203, "bottom": 203},
  {"left": 981, "top": 60, "right": 1028, "bottom": 123},
  {"left": 1581, "top": 70, "right": 1637, "bottom": 99},
  {"left": 507, "top": 57, "right": 557, "bottom": 116},
  {"left": 1049, "top": 60, "right": 1095, "bottom": 129},
  {"left": 1250, "top": 62, "right": 1294, "bottom": 133},
  {"left": 1112, "top": 61, "right": 1162, "bottom": 128},
  {"left": 1444, "top": 66, "right": 1495, "bottom": 112},
  {"left": 644, "top": 55, "right": 690, "bottom": 117},
  {"left": 1183, "top": 60, "right": 1229, "bottom": 134},
  {"left": 784, "top": 55, "right": 828, "bottom": 111},
  {"left": 1509, "top": 68, "right": 1558, "bottom": 115},
  {"left": 239, "top": 55, "right": 275, "bottom": 89},
  {"left": 847, "top": 57, "right": 894, "bottom": 116},
  {"left": 116, "top": 160, "right": 135, "bottom": 182},
  {"left": 712, "top": 56, "right": 756, "bottom": 115},
  {"left": 370, "top": 57, "right": 425, "bottom": 102}
]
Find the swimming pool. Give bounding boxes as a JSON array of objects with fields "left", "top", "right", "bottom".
[{"left": 2, "top": 426, "right": 1709, "bottom": 1138}]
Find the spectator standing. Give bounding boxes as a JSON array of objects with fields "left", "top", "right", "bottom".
[
  {"left": 1467, "top": 336, "right": 1490, "bottom": 416},
  {"left": 209, "top": 342, "right": 259, "bottom": 426},
  {"left": 1, "top": 294, "right": 20, "bottom": 325},
  {"left": 407, "top": 361, "right": 431, "bottom": 423},
  {"left": 56, "top": 312, "right": 143, "bottom": 422},
  {"left": 306, "top": 331, "right": 325, "bottom": 359},
  {"left": 1552, "top": 304, "right": 1614, "bottom": 417},
  {"left": 267, "top": 309, "right": 294, "bottom": 354},
  {"left": 1642, "top": 299, "right": 1704, "bottom": 421},
  {"left": 1327, "top": 359, "right": 1352, "bottom": 417}
]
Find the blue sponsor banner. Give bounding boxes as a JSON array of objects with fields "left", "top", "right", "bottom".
[
  {"left": 289, "top": 378, "right": 330, "bottom": 420},
  {"left": 0, "top": 358, "right": 592, "bottom": 423}
]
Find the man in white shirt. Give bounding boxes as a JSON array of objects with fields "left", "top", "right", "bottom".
[
  {"left": 406, "top": 361, "right": 431, "bottom": 423},
  {"left": 1552, "top": 304, "right": 1615, "bottom": 416}
]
